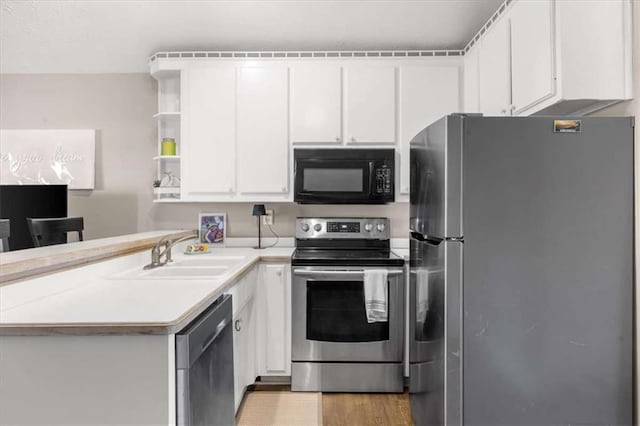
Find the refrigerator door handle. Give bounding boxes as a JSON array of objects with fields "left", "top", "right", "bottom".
[{"left": 410, "top": 231, "right": 443, "bottom": 246}]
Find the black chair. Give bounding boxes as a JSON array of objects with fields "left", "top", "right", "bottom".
[
  {"left": 27, "top": 217, "right": 84, "bottom": 247},
  {"left": 0, "top": 219, "right": 10, "bottom": 252}
]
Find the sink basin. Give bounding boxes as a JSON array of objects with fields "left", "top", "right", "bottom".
[
  {"left": 110, "top": 255, "right": 247, "bottom": 280},
  {"left": 139, "top": 266, "right": 229, "bottom": 278},
  {"left": 171, "top": 256, "right": 245, "bottom": 268},
  {"left": 112, "top": 265, "right": 230, "bottom": 280}
]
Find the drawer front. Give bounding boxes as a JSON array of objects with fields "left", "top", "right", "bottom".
[{"left": 227, "top": 267, "right": 258, "bottom": 316}]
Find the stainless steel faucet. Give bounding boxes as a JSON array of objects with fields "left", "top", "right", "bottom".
[{"left": 143, "top": 231, "right": 198, "bottom": 270}]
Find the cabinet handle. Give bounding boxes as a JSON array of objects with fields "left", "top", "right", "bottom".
[
  {"left": 234, "top": 319, "right": 242, "bottom": 332},
  {"left": 282, "top": 187, "right": 287, "bottom": 192},
  {"left": 500, "top": 109, "right": 507, "bottom": 115},
  {"left": 276, "top": 271, "right": 282, "bottom": 277},
  {"left": 350, "top": 137, "right": 356, "bottom": 143},
  {"left": 228, "top": 187, "right": 233, "bottom": 193},
  {"left": 335, "top": 137, "right": 341, "bottom": 142}
]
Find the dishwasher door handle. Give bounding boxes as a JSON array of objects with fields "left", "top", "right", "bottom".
[
  {"left": 293, "top": 269, "right": 404, "bottom": 278},
  {"left": 201, "top": 318, "right": 228, "bottom": 352}
]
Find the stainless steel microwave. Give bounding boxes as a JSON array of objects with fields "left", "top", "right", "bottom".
[{"left": 293, "top": 149, "right": 395, "bottom": 204}]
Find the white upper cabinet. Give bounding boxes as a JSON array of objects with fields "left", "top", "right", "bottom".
[
  {"left": 181, "top": 65, "right": 236, "bottom": 198},
  {"left": 345, "top": 65, "right": 396, "bottom": 144},
  {"left": 470, "top": 0, "right": 631, "bottom": 117},
  {"left": 478, "top": 16, "right": 512, "bottom": 116},
  {"left": 237, "top": 66, "right": 289, "bottom": 195},
  {"left": 152, "top": 56, "right": 463, "bottom": 202},
  {"left": 555, "top": 0, "right": 632, "bottom": 104},
  {"left": 509, "top": 0, "right": 554, "bottom": 114},
  {"left": 399, "top": 65, "right": 460, "bottom": 195},
  {"left": 463, "top": 47, "right": 480, "bottom": 113},
  {"left": 290, "top": 64, "right": 342, "bottom": 144}
]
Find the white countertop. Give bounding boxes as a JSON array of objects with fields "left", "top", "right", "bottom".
[
  {"left": 0, "top": 231, "right": 409, "bottom": 336},
  {"left": 0, "top": 246, "right": 294, "bottom": 335},
  {"left": 0, "top": 230, "right": 193, "bottom": 284}
]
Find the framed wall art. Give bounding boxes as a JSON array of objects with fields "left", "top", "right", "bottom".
[
  {"left": 198, "top": 213, "right": 226, "bottom": 245},
  {"left": 0, "top": 129, "right": 96, "bottom": 189}
]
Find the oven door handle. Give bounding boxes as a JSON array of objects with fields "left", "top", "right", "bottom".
[{"left": 293, "top": 269, "right": 404, "bottom": 278}]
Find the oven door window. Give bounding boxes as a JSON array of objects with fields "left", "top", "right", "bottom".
[{"left": 306, "top": 280, "right": 389, "bottom": 342}]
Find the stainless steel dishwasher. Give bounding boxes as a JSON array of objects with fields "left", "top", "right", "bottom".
[{"left": 176, "top": 294, "right": 234, "bottom": 426}]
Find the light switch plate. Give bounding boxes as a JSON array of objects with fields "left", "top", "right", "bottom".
[{"left": 262, "top": 210, "right": 274, "bottom": 225}]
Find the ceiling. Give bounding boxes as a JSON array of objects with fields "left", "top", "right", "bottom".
[{"left": 0, "top": 0, "right": 503, "bottom": 74}]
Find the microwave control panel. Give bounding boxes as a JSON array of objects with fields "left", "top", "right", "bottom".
[{"left": 375, "top": 164, "right": 393, "bottom": 195}]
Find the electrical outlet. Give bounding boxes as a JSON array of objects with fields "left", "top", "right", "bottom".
[{"left": 262, "top": 210, "right": 274, "bottom": 225}]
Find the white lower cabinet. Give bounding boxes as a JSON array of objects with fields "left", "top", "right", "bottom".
[
  {"left": 233, "top": 297, "right": 256, "bottom": 413},
  {"left": 256, "top": 263, "right": 291, "bottom": 376},
  {"left": 228, "top": 262, "right": 291, "bottom": 412}
]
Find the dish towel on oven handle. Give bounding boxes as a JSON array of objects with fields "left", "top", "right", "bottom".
[{"left": 363, "top": 269, "right": 389, "bottom": 323}]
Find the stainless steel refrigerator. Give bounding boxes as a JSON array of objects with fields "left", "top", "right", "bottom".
[{"left": 409, "top": 115, "right": 634, "bottom": 426}]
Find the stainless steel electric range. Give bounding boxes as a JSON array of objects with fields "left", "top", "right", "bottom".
[{"left": 291, "top": 217, "right": 405, "bottom": 393}]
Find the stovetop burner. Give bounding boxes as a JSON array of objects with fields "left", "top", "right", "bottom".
[
  {"left": 291, "top": 249, "right": 404, "bottom": 267},
  {"left": 292, "top": 217, "right": 404, "bottom": 267}
]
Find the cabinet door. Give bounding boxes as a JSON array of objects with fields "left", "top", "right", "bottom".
[
  {"left": 510, "top": 0, "right": 555, "bottom": 114},
  {"left": 463, "top": 47, "right": 480, "bottom": 113},
  {"left": 237, "top": 66, "right": 289, "bottom": 195},
  {"left": 181, "top": 65, "right": 236, "bottom": 197},
  {"left": 232, "top": 297, "right": 256, "bottom": 413},
  {"left": 478, "top": 16, "right": 512, "bottom": 116},
  {"left": 232, "top": 305, "right": 246, "bottom": 413},
  {"left": 345, "top": 65, "right": 396, "bottom": 144},
  {"left": 290, "top": 64, "right": 342, "bottom": 144},
  {"left": 242, "top": 298, "right": 256, "bottom": 391},
  {"left": 258, "top": 264, "right": 291, "bottom": 375},
  {"left": 399, "top": 65, "right": 460, "bottom": 195}
]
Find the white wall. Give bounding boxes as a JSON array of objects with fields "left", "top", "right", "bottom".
[{"left": 0, "top": 73, "right": 409, "bottom": 240}]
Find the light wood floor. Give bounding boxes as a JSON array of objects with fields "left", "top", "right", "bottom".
[
  {"left": 322, "top": 393, "right": 413, "bottom": 426},
  {"left": 237, "top": 391, "right": 414, "bottom": 426}
]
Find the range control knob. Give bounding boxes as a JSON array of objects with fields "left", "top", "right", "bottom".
[
  {"left": 314, "top": 223, "right": 322, "bottom": 232},
  {"left": 376, "top": 223, "right": 386, "bottom": 232},
  {"left": 364, "top": 223, "right": 373, "bottom": 232},
  {"left": 301, "top": 223, "right": 310, "bottom": 232}
]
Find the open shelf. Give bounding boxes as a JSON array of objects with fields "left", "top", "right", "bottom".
[
  {"left": 153, "top": 112, "right": 181, "bottom": 119},
  {"left": 153, "top": 187, "right": 181, "bottom": 195},
  {"left": 153, "top": 155, "right": 181, "bottom": 161},
  {"left": 153, "top": 198, "right": 184, "bottom": 203}
]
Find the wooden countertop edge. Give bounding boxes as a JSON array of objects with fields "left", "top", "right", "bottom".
[
  {"left": 0, "top": 254, "right": 291, "bottom": 336},
  {"left": 0, "top": 231, "right": 193, "bottom": 285}
]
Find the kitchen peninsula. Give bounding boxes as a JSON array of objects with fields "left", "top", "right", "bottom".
[{"left": 0, "top": 231, "right": 293, "bottom": 424}]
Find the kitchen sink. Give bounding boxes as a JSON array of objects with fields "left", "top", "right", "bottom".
[
  {"left": 171, "top": 256, "right": 245, "bottom": 268},
  {"left": 110, "top": 254, "right": 248, "bottom": 280},
  {"left": 112, "top": 265, "right": 230, "bottom": 280},
  {"left": 139, "top": 266, "right": 229, "bottom": 278}
]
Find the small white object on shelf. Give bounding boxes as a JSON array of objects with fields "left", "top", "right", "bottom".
[
  {"left": 153, "top": 155, "right": 181, "bottom": 160},
  {"left": 153, "top": 187, "right": 180, "bottom": 195},
  {"left": 153, "top": 112, "right": 181, "bottom": 119}
]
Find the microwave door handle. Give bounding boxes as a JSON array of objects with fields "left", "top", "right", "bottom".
[{"left": 367, "top": 161, "right": 374, "bottom": 194}]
